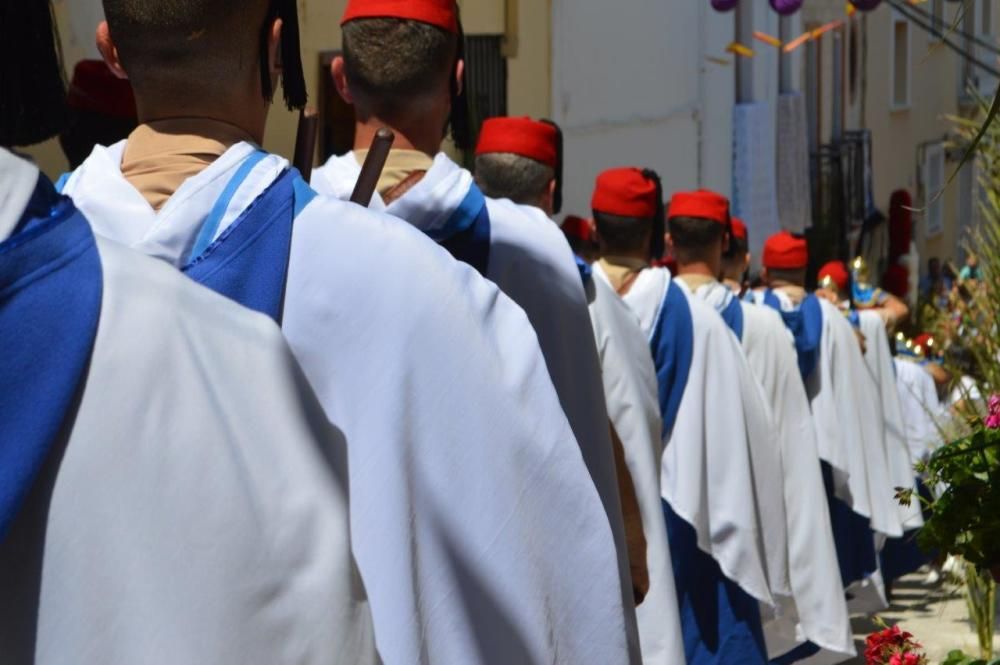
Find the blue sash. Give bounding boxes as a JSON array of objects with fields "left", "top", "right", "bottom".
[
  {"left": 649, "top": 281, "right": 694, "bottom": 438},
  {"left": 183, "top": 167, "right": 315, "bottom": 323},
  {"left": 0, "top": 176, "right": 103, "bottom": 539},
  {"left": 763, "top": 291, "right": 823, "bottom": 380},
  {"left": 663, "top": 499, "right": 768, "bottom": 665},
  {"left": 821, "top": 462, "right": 877, "bottom": 587},
  {"left": 652, "top": 283, "right": 766, "bottom": 663},
  {"left": 720, "top": 295, "right": 744, "bottom": 342},
  {"left": 879, "top": 477, "right": 931, "bottom": 585},
  {"left": 434, "top": 185, "right": 492, "bottom": 277},
  {"left": 574, "top": 254, "right": 593, "bottom": 288}
]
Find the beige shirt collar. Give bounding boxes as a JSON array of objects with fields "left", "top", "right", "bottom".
[{"left": 121, "top": 118, "right": 256, "bottom": 210}]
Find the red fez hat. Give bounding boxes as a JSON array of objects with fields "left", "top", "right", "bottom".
[
  {"left": 667, "top": 190, "right": 729, "bottom": 225},
  {"left": 592, "top": 168, "right": 659, "bottom": 218},
  {"left": 762, "top": 231, "right": 809, "bottom": 270},
  {"left": 341, "top": 0, "right": 458, "bottom": 33},
  {"left": 913, "top": 333, "right": 936, "bottom": 354},
  {"left": 730, "top": 217, "right": 747, "bottom": 242},
  {"left": 475, "top": 117, "right": 558, "bottom": 168},
  {"left": 818, "top": 261, "right": 849, "bottom": 292},
  {"left": 561, "top": 215, "right": 594, "bottom": 243},
  {"left": 66, "top": 60, "right": 137, "bottom": 120}
]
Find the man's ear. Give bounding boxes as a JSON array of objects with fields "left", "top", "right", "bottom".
[
  {"left": 665, "top": 232, "right": 675, "bottom": 254},
  {"left": 722, "top": 231, "right": 731, "bottom": 255},
  {"left": 760, "top": 266, "right": 769, "bottom": 283},
  {"left": 745, "top": 252, "right": 752, "bottom": 268},
  {"left": 332, "top": 56, "right": 354, "bottom": 104},
  {"left": 96, "top": 21, "right": 128, "bottom": 80},
  {"left": 269, "top": 18, "right": 283, "bottom": 75},
  {"left": 454, "top": 59, "right": 465, "bottom": 96},
  {"left": 538, "top": 178, "right": 556, "bottom": 216}
]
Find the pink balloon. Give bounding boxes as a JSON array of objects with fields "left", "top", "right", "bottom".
[
  {"left": 770, "top": 0, "right": 803, "bottom": 15},
  {"left": 712, "top": 0, "right": 739, "bottom": 11}
]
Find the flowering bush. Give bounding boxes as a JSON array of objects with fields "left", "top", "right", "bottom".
[
  {"left": 987, "top": 395, "right": 1000, "bottom": 430},
  {"left": 864, "top": 625, "right": 928, "bottom": 665}
]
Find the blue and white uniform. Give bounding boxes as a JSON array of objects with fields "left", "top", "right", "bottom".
[
  {"left": 754, "top": 288, "right": 898, "bottom": 612},
  {"left": 620, "top": 266, "right": 788, "bottom": 665},
  {"left": 63, "top": 139, "right": 636, "bottom": 665},
  {"left": 688, "top": 280, "right": 854, "bottom": 663},
  {"left": 857, "top": 311, "right": 926, "bottom": 585},
  {"left": 589, "top": 263, "right": 686, "bottom": 665},
  {"left": 313, "top": 152, "right": 639, "bottom": 650},
  {"left": 0, "top": 149, "right": 374, "bottom": 665}
]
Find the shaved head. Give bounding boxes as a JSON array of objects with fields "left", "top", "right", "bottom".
[
  {"left": 103, "top": 0, "right": 268, "bottom": 98},
  {"left": 342, "top": 18, "right": 458, "bottom": 124}
]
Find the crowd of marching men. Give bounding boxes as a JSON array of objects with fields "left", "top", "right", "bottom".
[{"left": 0, "top": 0, "right": 947, "bottom": 664}]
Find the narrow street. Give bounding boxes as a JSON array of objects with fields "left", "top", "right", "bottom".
[{"left": 846, "top": 572, "right": 1000, "bottom": 664}]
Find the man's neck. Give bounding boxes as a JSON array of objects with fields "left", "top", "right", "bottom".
[
  {"left": 722, "top": 277, "right": 742, "bottom": 293},
  {"left": 676, "top": 261, "right": 718, "bottom": 280},
  {"left": 353, "top": 118, "right": 443, "bottom": 158},
  {"left": 136, "top": 95, "right": 266, "bottom": 145}
]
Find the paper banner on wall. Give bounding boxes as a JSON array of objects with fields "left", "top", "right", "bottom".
[
  {"left": 776, "top": 92, "right": 813, "bottom": 234},
  {"left": 733, "top": 101, "right": 781, "bottom": 270}
]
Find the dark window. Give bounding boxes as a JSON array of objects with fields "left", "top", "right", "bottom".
[{"left": 464, "top": 35, "right": 508, "bottom": 145}]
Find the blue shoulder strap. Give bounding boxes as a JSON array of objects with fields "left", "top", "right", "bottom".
[
  {"left": 574, "top": 254, "right": 593, "bottom": 288},
  {"left": 0, "top": 177, "right": 103, "bottom": 539},
  {"left": 650, "top": 281, "right": 695, "bottom": 437},
  {"left": 436, "top": 184, "right": 492, "bottom": 277},
  {"left": 183, "top": 168, "right": 304, "bottom": 323},
  {"left": 763, "top": 290, "right": 823, "bottom": 381},
  {"left": 189, "top": 149, "right": 270, "bottom": 262},
  {"left": 720, "top": 294, "right": 744, "bottom": 342},
  {"left": 54, "top": 172, "right": 71, "bottom": 194}
]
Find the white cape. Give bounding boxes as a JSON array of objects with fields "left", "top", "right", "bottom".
[
  {"left": 313, "top": 152, "right": 637, "bottom": 638},
  {"left": 623, "top": 267, "right": 784, "bottom": 608},
  {"left": 893, "top": 358, "right": 942, "bottom": 464},
  {"left": 859, "top": 312, "right": 923, "bottom": 531},
  {"left": 63, "top": 142, "right": 636, "bottom": 665},
  {"left": 1, "top": 150, "right": 374, "bottom": 664},
  {"left": 591, "top": 264, "right": 686, "bottom": 665},
  {"left": 690, "top": 282, "right": 853, "bottom": 659}
]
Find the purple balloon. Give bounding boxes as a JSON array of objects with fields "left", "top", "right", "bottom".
[
  {"left": 850, "top": 0, "right": 883, "bottom": 10},
  {"left": 770, "top": 0, "right": 803, "bottom": 15},
  {"left": 712, "top": 0, "right": 739, "bottom": 11}
]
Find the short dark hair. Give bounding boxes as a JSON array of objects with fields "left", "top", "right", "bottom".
[
  {"left": 594, "top": 211, "right": 652, "bottom": 255},
  {"left": 724, "top": 234, "right": 748, "bottom": 261},
  {"left": 767, "top": 267, "right": 807, "bottom": 286},
  {"left": 103, "top": 0, "right": 268, "bottom": 100},
  {"left": 342, "top": 18, "right": 457, "bottom": 124},
  {"left": 668, "top": 215, "right": 725, "bottom": 264},
  {"left": 474, "top": 153, "right": 554, "bottom": 207}
]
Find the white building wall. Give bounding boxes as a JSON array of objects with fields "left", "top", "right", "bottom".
[{"left": 551, "top": 1, "right": 806, "bottom": 225}]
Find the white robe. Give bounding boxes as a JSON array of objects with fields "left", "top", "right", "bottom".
[
  {"left": 0, "top": 150, "right": 375, "bottom": 664},
  {"left": 759, "top": 291, "right": 901, "bottom": 538},
  {"left": 893, "top": 358, "right": 942, "bottom": 464},
  {"left": 63, "top": 142, "right": 636, "bottom": 665},
  {"left": 591, "top": 264, "right": 686, "bottom": 665},
  {"left": 623, "top": 267, "right": 784, "bottom": 609},
  {"left": 858, "top": 312, "right": 923, "bottom": 531},
  {"left": 313, "top": 152, "right": 637, "bottom": 643},
  {"left": 689, "top": 282, "right": 854, "bottom": 660}
]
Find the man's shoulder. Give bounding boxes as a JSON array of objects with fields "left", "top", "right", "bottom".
[
  {"left": 95, "top": 235, "right": 284, "bottom": 354},
  {"left": 485, "top": 198, "right": 574, "bottom": 264}
]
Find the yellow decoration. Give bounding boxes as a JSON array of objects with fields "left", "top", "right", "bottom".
[{"left": 726, "top": 42, "right": 755, "bottom": 58}]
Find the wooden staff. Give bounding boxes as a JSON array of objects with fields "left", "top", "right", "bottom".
[
  {"left": 293, "top": 108, "right": 319, "bottom": 181},
  {"left": 350, "top": 127, "right": 395, "bottom": 207}
]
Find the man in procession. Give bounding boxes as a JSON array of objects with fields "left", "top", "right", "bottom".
[{"left": 3, "top": 0, "right": 954, "bottom": 663}]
